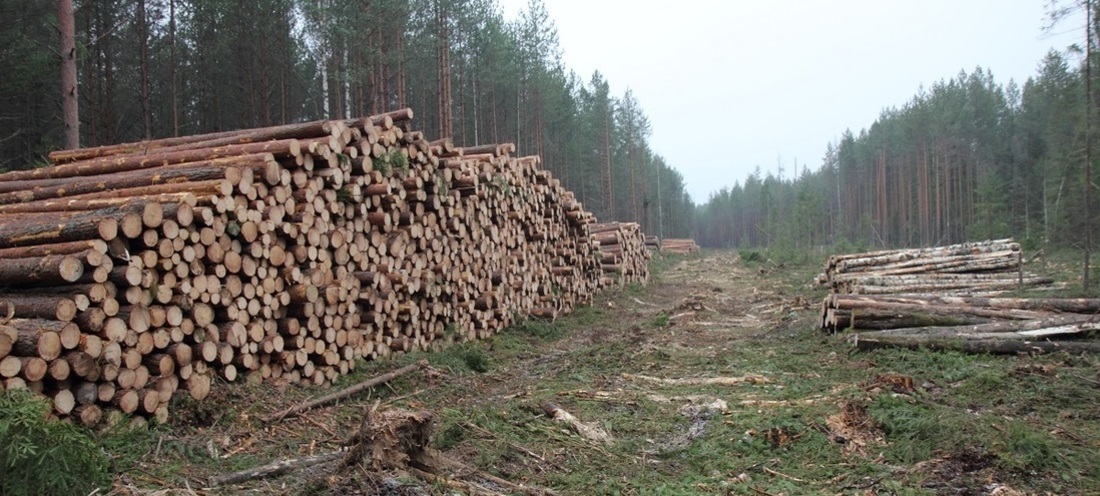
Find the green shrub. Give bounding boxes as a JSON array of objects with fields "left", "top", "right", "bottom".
[
  {"left": 740, "top": 250, "right": 765, "bottom": 263},
  {"left": 0, "top": 390, "right": 112, "bottom": 495},
  {"left": 463, "top": 347, "right": 491, "bottom": 373},
  {"left": 429, "top": 343, "right": 491, "bottom": 373}
]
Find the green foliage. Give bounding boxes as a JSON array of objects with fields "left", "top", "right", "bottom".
[
  {"left": 335, "top": 186, "right": 355, "bottom": 204},
  {"left": 390, "top": 150, "right": 409, "bottom": 172},
  {"left": 740, "top": 250, "right": 765, "bottom": 263},
  {"left": 435, "top": 171, "right": 450, "bottom": 196},
  {"left": 435, "top": 418, "right": 467, "bottom": 450},
  {"left": 868, "top": 394, "right": 947, "bottom": 464},
  {"left": 1001, "top": 421, "right": 1063, "bottom": 472},
  {"left": 429, "top": 342, "right": 491, "bottom": 374},
  {"left": 372, "top": 155, "right": 392, "bottom": 176},
  {"left": 463, "top": 347, "right": 491, "bottom": 372},
  {"left": 0, "top": 390, "right": 111, "bottom": 496},
  {"left": 514, "top": 318, "right": 565, "bottom": 341},
  {"left": 650, "top": 311, "right": 669, "bottom": 328}
]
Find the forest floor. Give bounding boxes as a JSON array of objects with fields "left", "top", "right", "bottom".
[{"left": 102, "top": 250, "right": 1100, "bottom": 495}]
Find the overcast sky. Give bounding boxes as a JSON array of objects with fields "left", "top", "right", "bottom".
[{"left": 497, "top": 0, "right": 1087, "bottom": 204}]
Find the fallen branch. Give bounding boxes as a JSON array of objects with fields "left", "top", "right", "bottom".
[
  {"left": 207, "top": 450, "right": 344, "bottom": 487},
  {"left": 622, "top": 373, "right": 770, "bottom": 386},
  {"left": 408, "top": 467, "right": 507, "bottom": 496},
  {"left": 762, "top": 466, "right": 805, "bottom": 483},
  {"left": 463, "top": 421, "right": 552, "bottom": 465},
  {"left": 264, "top": 360, "right": 427, "bottom": 422},
  {"left": 409, "top": 449, "right": 559, "bottom": 496},
  {"left": 541, "top": 401, "right": 613, "bottom": 444}
]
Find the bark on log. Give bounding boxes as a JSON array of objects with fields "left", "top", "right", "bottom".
[
  {"left": 854, "top": 334, "right": 1100, "bottom": 354},
  {"left": 0, "top": 252, "right": 85, "bottom": 285},
  {"left": 0, "top": 203, "right": 151, "bottom": 247},
  {"left": 0, "top": 156, "right": 271, "bottom": 202}
]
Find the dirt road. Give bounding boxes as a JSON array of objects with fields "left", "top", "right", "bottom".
[{"left": 108, "top": 251, "right": 1099, "bottom": 495}]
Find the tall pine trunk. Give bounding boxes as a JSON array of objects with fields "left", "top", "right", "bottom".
[
  {"left": 59, "top": 0, "right": 79, "bottom": 149},
  {"left": 1084, "top": 0, "right": 1094, "bottom": 293},
  {"left": 170, "top": 0, "right": 179, "bottom": 136},
  {"left": 137, "top": 0, "right": 152, "bottom": 140}
]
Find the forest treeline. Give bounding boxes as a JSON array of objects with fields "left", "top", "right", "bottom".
[
  {"left": 0, "top": 0, "right": 694, "bottom": 237},
  {"left": 696, "top": 49, "right": 1099, "bottom": 255}
]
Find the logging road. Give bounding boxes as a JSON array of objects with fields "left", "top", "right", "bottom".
[{"left": 103, "top": 251, "right": 1098, "bottom": 494}]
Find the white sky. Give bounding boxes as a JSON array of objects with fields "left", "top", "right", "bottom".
[{"left": 497, "top": 0, "right": 1087, "bottom": 204}]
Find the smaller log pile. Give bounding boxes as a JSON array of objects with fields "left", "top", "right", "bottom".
[
  {"left": 644, "top": 235, "right": 660, "bottom": 252},
  {"left": 817, "top": 240, "right": 1099, "bottom": 354},
  {"left": 661, "top": 238, "right": 699, "bottom": 254},
  {"left": 820, "top": 284, "right": 1100, "bottom": 354},
  {"left": 816, "top": 239, "right": 1053, "bottom": 295},
  {"left": 590, "top": 222, "right": 650, "bottom": 286}
]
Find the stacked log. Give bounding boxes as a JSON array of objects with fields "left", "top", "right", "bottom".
[
  {"left": 590, "top": 222, "right": 650, "bottom": 286},
  {"left": 660, "top": 238, "right": 699, "bottom": 254},
  {"left": 820, "top": 294, "right": 1100, "bottom": 331},
  {"left": 815, "top": 239, "right": 1052, "bottom": 295},
  {"left": 644, "top": 235, "right": 660, "bottom": 252},
  {"left": 820, "top": 286, "right": 1100, "bottom": 354},
  {"left": 0, "top": 108, "right": 648, "bottom": 424}
]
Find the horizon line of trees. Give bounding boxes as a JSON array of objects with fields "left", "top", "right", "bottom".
[
  {"left": 695, "top": 5, "right": 1098, "bottom": 281},
  {"left": 0, "top": 0, "right": 694, "bottom": 238}
]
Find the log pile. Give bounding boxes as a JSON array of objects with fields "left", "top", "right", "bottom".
[
  {"left": 821, "top": 294, "right": 1100, "bottom": 333},
  {"left": 660, "top": 238, "right": 699, "bottom": 254},
  {"left": 818, "top": 241, "right": 1098, "bottom": 354},
  {"left": 0, "top": 108, "right": 648, "bottom": 424},
  {"left": 644, "top": 235, "right": 660, "bottom": 252},
  {"left": 590, "top": 222, "right": 650, "bottom": 286},
  {"left": 815, "top": 239, "right": 1053, "bottom": 295}
]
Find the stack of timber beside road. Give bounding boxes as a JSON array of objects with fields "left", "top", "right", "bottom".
[
  {"left": 0, "top": 108, "right": 651, "bottom": 425},
  {"left": 819, "top": 240, "right": 1098, "bottom": 354}
]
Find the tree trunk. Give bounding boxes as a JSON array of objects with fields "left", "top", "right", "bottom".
[
  {"left": 854, "top": 334, "right": 1100, "bottom": 355},
  {"left": 138, "top": 0, "right": 153, "bottom": 140},
  {"left": 59, "top": 0, "right": 79, "bottom": 149}
]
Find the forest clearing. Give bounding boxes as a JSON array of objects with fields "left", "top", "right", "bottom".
[
  {"left": 3, "top": 1, "right": 1100, "bottom": 494},
  {"left": 7, "top": 249, "right": 1087, "bottom": 495}
]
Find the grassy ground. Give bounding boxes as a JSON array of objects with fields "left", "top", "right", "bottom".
[{"left": 96, "top": 250, "right": 1100, "bottom": 495}]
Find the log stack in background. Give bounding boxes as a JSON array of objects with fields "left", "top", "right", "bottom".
[
  {"left": 818, "top": 241, "right": 1096, "bottom": 354},
  {"left": 815, "top": 239, "right": 1053, "bottom": 295},
  {"left": 0, "top": 108, "right": 651, "bottom": 425},
  {"left": 660, "top": 238, "right": 699, "bottom": 254},
  {"left": 589, "top": 222, "right": 650, "bottom": 286}
]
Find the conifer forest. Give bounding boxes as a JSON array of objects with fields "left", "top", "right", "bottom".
[
  {"left": 2, "top": 0, "right": 1097, "bottom": 260},
  {"left": 0, "top": 0, "right": 695, "bottom": 239}
]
